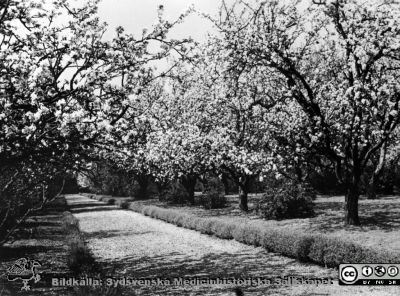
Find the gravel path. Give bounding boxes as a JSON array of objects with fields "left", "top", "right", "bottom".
[{"left": 66, "top": 194, "right": 398, "bottom": 296}]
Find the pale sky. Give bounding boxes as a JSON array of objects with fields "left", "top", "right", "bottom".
[{"left": 98, "top": 0, "right": 226, "bottom": 42}]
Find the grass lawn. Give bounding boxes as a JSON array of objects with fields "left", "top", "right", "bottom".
[{"left": 129, "top": 193, "right": 400, "bottom": 254}]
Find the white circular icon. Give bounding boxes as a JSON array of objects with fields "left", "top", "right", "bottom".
[
  {"left": 341, "top": 266, "right": 358, "bottom": 283},
  {"left": 362, "top": 266, "right": 373, "bottom": 277},
  {"left": 374, "top": 266, "right": 386, "bottom": 277},
  {"left": 388, "top": 266, "right": 399, "bottom": 277}
]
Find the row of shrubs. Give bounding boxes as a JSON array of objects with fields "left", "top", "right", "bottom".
[{"left": 82, "top": 193, "right": 400, "bottom": 268}]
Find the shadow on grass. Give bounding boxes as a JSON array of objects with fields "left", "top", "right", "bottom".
[
  {"left": 314, "top": 201, "right": 344, "bottom": 213},
  {"left": 71, "top": 207, "right": 119, "bottom": 214},
  {"left": 66, "top": 200, "right": 118, "bottom": 214},
  {"left": 22, "top": 220, "right": 62, "bottom": 228},
  {"left": 68, "top": 202, "right": 115, "bottom": 209},
  {"left": 360, "top": 212, "right": 400, "bottom": 231},
  {"left": 66, "top": 201, "right": 118, "bottom": 215},
  {"left": 86, "top": 230, "right": 156, "bottom": 240},
  {"left": 156, "top": 194, "right": 400, "bottom": 234},
  {"left": 300, "top": 197, "right": 400, "bottom": 233},
  {"left": 0, "top": 245, "right": 51, "bottom": 260}
]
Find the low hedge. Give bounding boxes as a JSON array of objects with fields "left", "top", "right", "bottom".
[
  {"left": 83, "top": 193, "right": 400, "bottom": 268},
  {"left": 62, "top": 212, "right": 99, "bottom": 274},
  {"left": 63, "top": 200, "right": 129, "bottom": 295}
]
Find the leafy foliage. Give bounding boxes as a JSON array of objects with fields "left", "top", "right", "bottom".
[
  {"left": 119, "top": 200, "right": 131, "bottom": 209},
  {"left": 201, "top": 177, "right": 227, "bottom": 209},
  {"left": 159, "top": 181, "right": 189, "bottom": 204},
  {"left": 0, "top": 0, "right": 191, "bottom": 244},
  {"left": 256, "top": 182, "right": 316, "bottom": 220},
  {"left": 3, "top": 0, "right": 400, "bottom": 232}
]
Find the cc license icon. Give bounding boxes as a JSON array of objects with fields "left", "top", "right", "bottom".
[{"left": 341, "top": 266, "right": 358, "bottom": 283}]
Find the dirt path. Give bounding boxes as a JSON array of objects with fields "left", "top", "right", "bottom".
[{"left": 66, "top": 194, "right": 398, "bottom": 296}]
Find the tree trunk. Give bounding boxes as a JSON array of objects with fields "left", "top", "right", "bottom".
[
  {"left": 239, "top": 187, "right": 248, "bottom": 212},
  {"left": 181, "top": 175, "right": 197, "bottom": 204},
  {"left": 198, "top": 174, "right": 208, "bottom": 192},
  {"left": 367, "top": 142, "right": 387, "bottom": 200},
  {"left": 136, "top": 174, "right": 149, "bottom": 200},
  {"left": 221, "top": 173, "right": 230, "bottom": 195},
  {"left": 156, "top": 180, "right": 169, "bottom": 199},
  {"left": 366, "top": 174, "right": 378, "bottom": 200},
  {"left": 238, "top": 177, "right": 250, "bottom": 212},
  {"left": 223, "top": 168, "right": 251, "bottom": 212},
  {"left": 345, "top": 185, "right": 360, "bottom": 226}
]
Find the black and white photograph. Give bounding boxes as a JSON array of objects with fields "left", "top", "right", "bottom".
[{"left": 1, "top": 0, "right": 400, "bottom": 295}]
